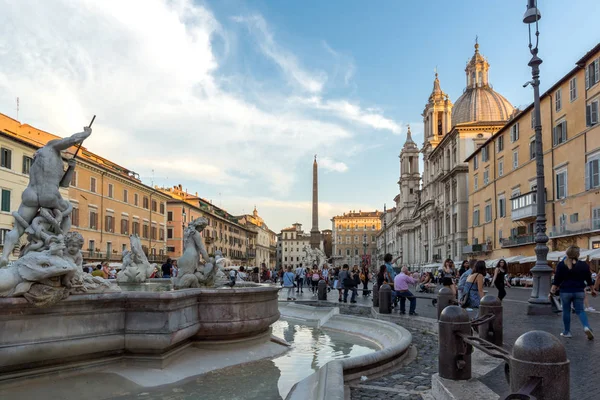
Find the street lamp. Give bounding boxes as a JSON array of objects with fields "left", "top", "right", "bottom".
[
  {"left": 182, "top": 210, "right": 186, "bottom": 258},
  {"left": 523, "top": 0, "right": 552, "bottom": 315},
  {"left": 383, "top": 203, "right": 387, "bottom": 256},
  {"left": 363, "top": 233, "right": 368, "bottom": 268}
]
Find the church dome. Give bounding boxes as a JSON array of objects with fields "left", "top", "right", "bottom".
[
  {"left": 452, "top": 41, "right": 514, "bottom": 126},
  {"left": 452, "top": 86, "right": 514, "bottom": 125}
]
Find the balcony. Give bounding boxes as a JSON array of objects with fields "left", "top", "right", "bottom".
[
  {"left": 511, "top": 191, "right": 542, "bottom": 221},
  {"left": 463, "top": 244, "right": 492, "bottom": 254},
  {"left": 548, "top": 218, "right": 600, "bottom": 239},
  {"left": 501, "top": 234, "right": 535, "bottom": 248}
]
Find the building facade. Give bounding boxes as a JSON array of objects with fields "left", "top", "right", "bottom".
[
  {"left": 392, "top": 43, "right": 514, "bottom": 267},
  {"left": 466, "top": 43, "right": 600, "bottom": 260},
  {"left": 280, "top": 223, "right": 311, "bottom": 269},
  {"left": 237, "top": 207, "right": 277, "bottom": 268},
  {"left": 0, "top": 113, "right": 169, "bottom": 263},
  {"left": 331, "top": 211, "right": 381, "bottom": 267},
  {"left": 158, "top": 185, "right": 253, "bottom": 265}
]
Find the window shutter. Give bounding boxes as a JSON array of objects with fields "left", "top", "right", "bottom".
[
  {"left": 593, "top": 101, "right": 599, "bottom": 124},
  {"left": 563, "top": 121, "right": 567, "bottom": 141},
  {"left": 586, "top": 65, "right": 590, "bottom": 89},
  {"left": 595, "top": 59, "right": 600, "bottom": 84},
  {"left": 586, "top": 161, "right": 591, "bottom": 191},
  {"left": 587, "top": 104, "right": 592, "bottom": 126},
  {"left": 552, "top": 126, "right": 557, "bottom": 145}
]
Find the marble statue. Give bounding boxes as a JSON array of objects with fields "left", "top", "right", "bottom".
[
  {"left": 172, "top": 217, "right": 218, "bottom": 289},
  {"left": 116, "top": 235, "right": 156, "bottom": 283},
  {"left": 302, "top": 245, "right": 327, "bottom": 267},
  {"left": 0, "top": 125, "right": 119, "bottom": 306}
]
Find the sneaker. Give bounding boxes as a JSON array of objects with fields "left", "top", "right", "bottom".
[
  {"left": 410, "top": 312, "right": 419, "bottom": 316},
  {"left": 585, "top": 307, "right": 596, "bottom": 312},
  {"left": 585, "top": 327, "right": 594, "bottom": 340},
  {"left": 399, "top": 311, "right": 406, "bottom": 315},
  {"left": 350, "top": 300, "right": 357, "bottom": 304},
  {"left": 560, "top": 332, "right": 573, "bottom": 338}
]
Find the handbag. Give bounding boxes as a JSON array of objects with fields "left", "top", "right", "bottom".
[{"left": 460, "top": 273, "right": 479, "bottom": 308}]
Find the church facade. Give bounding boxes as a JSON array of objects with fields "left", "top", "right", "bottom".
[{"left": 393, "top": 43, "right": 515, "bottom": 267}]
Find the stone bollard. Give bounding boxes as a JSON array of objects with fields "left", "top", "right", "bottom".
[
  {"left": 372, "top": 283, "right": 379, "bottom": 308},
  {"left": 378, "top": 284, "right": 392, "bottom": 314},
  {"left": 508, "top": 331, "right": 569, "bottom": 400},
  {"left": 438, "top": 306, "right": 472, "bottom": 380},
  {"left": 478, "top": 295, "right": 503, "bottom": 346},
  {"left": 317, "top": 280, "right": 327, "bottom": 301},
  {"left": 437, "top": 287, "right": 455, "bottom": 319}
]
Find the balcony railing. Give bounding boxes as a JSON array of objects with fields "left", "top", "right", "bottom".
[
  {"left": 500, "top": 234, "right": 535, "bottom": 248},
  {"left": 511, "top": 191, "right": 541, "bottom": 221},
  {"left": 463, "top": 244, "right": 492, "bottom": 254},
  {"left": 548, "top": 218, "right": 600, "bottom": 238}
]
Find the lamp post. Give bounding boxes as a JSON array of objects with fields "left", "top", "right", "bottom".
[
  {"left": 363, "top": 233, "right": 368, "bottom": 268},
  {"left": 182, "top": 210, "right": 186, "bottom": 258},
  {"left": 523, "top": 0, "right": 552, "bottom": 314},
  {"left": 383, "top": 204, "right": 387, "bottom": 256}
]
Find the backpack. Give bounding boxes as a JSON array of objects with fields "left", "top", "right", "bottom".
[{"left": 312, "top": 273, "right": 320, "bottom": 281}]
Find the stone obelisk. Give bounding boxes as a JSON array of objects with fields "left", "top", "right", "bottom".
[{"left": 310, "top": 155, "right": 321, "bottom": 249}]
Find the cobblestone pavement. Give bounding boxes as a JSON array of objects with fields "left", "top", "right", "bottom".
[{"left": 350, "top": 329, "right": 438, "bottom": 400}]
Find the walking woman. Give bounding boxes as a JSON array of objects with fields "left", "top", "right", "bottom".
[
  {"left": 361, "top": 263, "right": 371, "bottom": 297},
  {"left": 282, "top": 266, "right": 297, "bottom": 301},
  {"left": 440, "top": 259, "right": 457, "bottom": 296},
  {"left": 458, "top": 260, "right": 469, "bottom": 279},
  {"left": 464, "top": 260, "right": 486, "bottom": 311},
  {"left": 377, "top": 264, "right": 391, "bottom": 287},
  {"left": 551, "top": 246, "right": 596, "bottom": 339},
  {"left": 492, "top": 259, "right": 511, "bottom": 301}
]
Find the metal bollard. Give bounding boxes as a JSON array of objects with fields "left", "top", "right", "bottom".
[
  {"left": 508, "top": 331, "right": 569, "bottom": 400},
  {"left": 317, "top": 280, "right": 327, "bottom": 301},
  {"left": 437, "top": 287, "right": 455, "bottom": 319},
  {"left": 479, "top": 295, "right": 503, "bottom": 346},
  {"left": 372, "top": 283, "right": 379, "bottom": 308},
  {"left": 438, "top": 306, "right": 472, "bottom": 380},
  {"left": 378, "top": 284, "right": 392, "bottom": 314}
]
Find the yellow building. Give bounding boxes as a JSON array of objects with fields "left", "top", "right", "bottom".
[
  {"left": 158, "top": 185, "right": 254, "bottom": 265},
  {"left": 237, "top": 207, "right": 277, "bottom": 268},
  {"left": 465, "top": 42, "right": 600, "bottom": 263},
  {"left": 0, "top": 113, "right": 170, "bottom": 263},
  {"left": 331, "top": 210, "right": 382, "bottom": 267}
]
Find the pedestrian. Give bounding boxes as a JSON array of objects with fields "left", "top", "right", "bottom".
[
  {"left": 321, "top": 263, "right": 330, "bottom": 291},
  {"left": 463, "top": 260, "right": 485, "bottom": 313},
  {"left": 553, "top": 246, "right": 596, "bottom": 339},
  {"left": 492, "top": 259, "right": 510, "bottom": 301},
  {"left": 295, "top": 265, "right": 305, "bottom": 294},
  {"left": 360, "top": 263, "right": 370, "bottom": 297},
  {"left": 161, "top": 258, "right": 173, "bottom": 279},
  {"left": 393, "top": 267, "right": 419, "bottom": 315},
  {"left": 339, "top": 264, "right": 354, "bottom": 303},
  {"left": 377, "top": 264, "right": 391, "bottom": 287},
  {"left": 238, "top": 266, "right": 247, "bottom": 281},
  {"left": 228, "top": 268, "right": 238, "bottom": 287},
  {"left": 311, "top": 265, "right": 320, "bottom": 295},
  {"left": 383, "top": 254, "right": 397, "bottom": 283},
  {"left": 440, "top": 259, "right": 457, "bottom": 297},
  {"left": 458, "top": 260, "right": 469, "bottom": 278},
  {"left": 458, "top": 259, "right": 476, "bottom": 301},
  {"left": 171, "top": 260, "right": 179, "bottom": 278},
  {"left": 92, "top": 264, "right": 104, "bottom": 278},
  {"left": 282, "top": 266, "right": 297, "bottom": 301}
]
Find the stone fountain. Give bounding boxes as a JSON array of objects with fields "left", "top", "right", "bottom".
[{"left": 0, "top": 125, "right": 280, "bottom": 384}]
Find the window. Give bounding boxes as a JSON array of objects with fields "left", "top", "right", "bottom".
[
  {"left": 569, "top": 77, "right": 577, "bottom": 102},
  {"left": 570, "top": 213, "right": 579, "bottom": 224},
  {"left": 587, "top": 100, "right": 599, "bottom": 126},
  {"left": 498, "top": 196, "right": 506, "bottom": 218},
  {"left": 483, "top": 168, "right": 489, "bottom": 185},
  {"left": 123, "top": 189, "right": 128, "bottom": 203},
  {"left": 89, "top": 210, "right": 98, "bottom": 230},
  {"left": 121, "top": 219, "right": 129, "bottom": 235},
  {"left": 556, "top": 168, "right": 568, "bottom": 200},
  {"left": 167, "top": 228, "right": 173, "bottom": 239},
  {"left": 88, "top": 240, "right": 95, "bottom": 252},
  {"left": 134, "top": 193, "right": 139, "bottom": 206},
  {"left": 90, "top": 177, "right": 97, "bottom": 193},
  {"left": 482, "top": 146, "right": 489, "bottom": 162},
  {"left": 152, "top": 200, "right": 157, "bottom": 212},
  {"left": 143, "top": 196, "right": 149, "bottom": 209},
  {"left": 0, "top": 228, "right": 9, "bottom": 245},
  {"left": 151, "top": 226, "right": 157, "bottom": 240},
  {"left": 586, "top": 58, "right": 599, "bottom": 89},
  {"left": 105, "top": 215, "right": 114, "bottom": 233},
  {"left": 132, "top": 221, "right": 140, "bottom": 236},
  {"left": 142, "top": 224, "right": 149, "bottom": 239},
  {"left": 529, "top": 139, "right": 536, "bottom": 160},
  {"left": 70, "top": 207, "right": 80, "bottom": 226},
  {"left": 498, "top": 158, "right": 504, "bottom": 177},
  {"left": 71, "top": 170, "right": 77, "bottom": 187},
  {"left": 473, "top": 154, "right": 479, "bottom": 170},
  {"left": 497, "top": 135, "right": 504, "bottom": 152},
  {"left": 167, "top": 211, "right": 173, "bottom": 222},
  {"left": 346, "top": 249, "right": 350, "bottom": 256},
  {"left": 108, "top": 184, "right": 114, "bottom": 198},
  {"left": 159, "top": 228, "right": 165, "bottom": 241},
  {"left": 593, "top": 208, "right": 600, "bottom": 230},
  {"left": 22, "top": 156, "right": 33, "bottom": 175},
  {"left": 555, "top": 88, "right": 562, "bottom": 112},
  {"left": 473, "top": 208, "right": 480, "bottom": 226},
  {"left": 510, "top": 123, "right": 519, "bottom": 142},
  {"left": 485, "top": 203, "right": 492, "bottom": 223},
  {"left": 585, "top": 152, "right": 600, "bottom": 190},
  {"left": 474, "top": 174, "right": 478, "bottom": 190},
  {"left": 0, "top": 148, "right": 12, "bottom": 169},
  {"left": 553, "top": 121, "right": 567, "bottom": 146},
  {"left": 160, "top": 203, "right": 165, "bottom": 214},
  {"left": 512, "top": 150, "right": 519, "bottom": 170},
  {"left": 1, "top": 189, "right": 10, "bottom": 212}
]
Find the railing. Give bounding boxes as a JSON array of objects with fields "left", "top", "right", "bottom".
[
  {"left": 500, "top": 234, "right": 535, "bottom": 248},
  {"left": 548, "top": 218, "right": 600, "bottom": 238},
  {"left": 510, "top": 191, "right": 538, "bottom": 221}
]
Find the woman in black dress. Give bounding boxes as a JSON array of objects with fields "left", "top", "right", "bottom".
[
  {"left": 492, "top": 259, "right": 510, "bottom": 300},
  {"left": 440, "top": 259, "right": 457, "bottom": 296}
]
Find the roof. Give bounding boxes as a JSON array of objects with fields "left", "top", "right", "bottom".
[{"left": 452, "top": 86, "right": 514, "bottom": 126}]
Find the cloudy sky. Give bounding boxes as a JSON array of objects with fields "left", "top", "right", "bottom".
[{"left": 0, "top": 0, "right": 597, "bottom": 232}]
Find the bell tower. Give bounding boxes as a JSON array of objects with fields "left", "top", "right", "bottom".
[
  {"left": 398, "top": 125, "right": 420, "bottom": 217},
  {"left": 423, "top": 72, "right": 452, "bottom": 149}
]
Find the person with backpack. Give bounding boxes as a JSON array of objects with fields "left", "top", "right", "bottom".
[
  {"left": 311, "top": 264, "right": 320, "bottom": 294},
  {"left": 295, "top": 265, "right": 305, "bottom": 294},
  {"left": 282, "top": 266, "right": 297, "bottom": 301}
]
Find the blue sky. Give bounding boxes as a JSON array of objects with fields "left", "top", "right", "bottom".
[{"left": 0, "top": 0, "right": 598, "bottom": 232}]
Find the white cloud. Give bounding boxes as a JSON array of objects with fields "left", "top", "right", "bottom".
[{"left": 319, "top": 157, "right": 348, "bottom": 173}]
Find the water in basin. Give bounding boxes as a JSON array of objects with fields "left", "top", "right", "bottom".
[{"left": 115, "top": 319, "right": 377, "bottom": 400}]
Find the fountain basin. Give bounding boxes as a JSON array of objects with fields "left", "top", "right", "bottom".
[{"left": 0, "top": 285, "right": 280, "bottom": 381}]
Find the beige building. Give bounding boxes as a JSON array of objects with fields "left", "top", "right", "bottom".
[
  {"left": 466, "top": 42, "right": 600, "bottom": 262},
  {"left": 392, "top": 43, "right": 514, "bottom": 267},
  {"left": 331, "top": 210, "right": 381, "bottom": 267},
  {"left": 0, "top": 113, "right": 169, "bottom": 263},
  {"left": 280, "top": 223, "right": 311, "bottom": 269},
  {"left": 237, "top": 207, "right": 277, "bottom": 268},
  {"left": 158, "top": 185, "right": 253, "bottom": 265}
]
